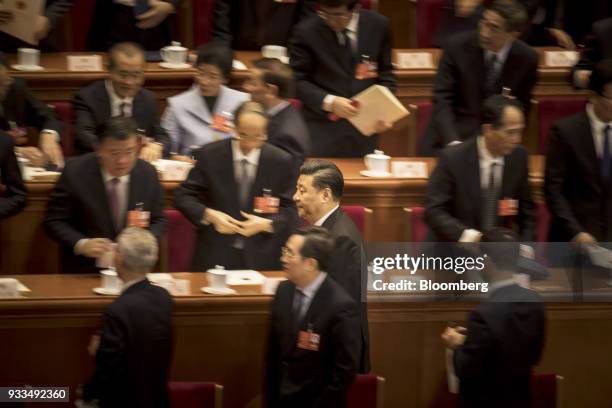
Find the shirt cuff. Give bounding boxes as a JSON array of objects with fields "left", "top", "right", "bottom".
[
  {"left": 74, "top": 238, "right": 89, "bottom": 255},
  {"left": 201, "top": 209, "right": 210, "bottom": 226},
  {"left": 448, "top": 140, "right": 462, "bottom": 147},
  {"left": 40, "top": 129, "right": 59, "bottom": 143},
  {"left": 322, "top": 94, "right": 336, "bottom": 112},
  {"left": 459, "top": 229, "right": 481, "bottom": 243},
  {"left": 519, "top": 244, "right": 534, "bottom": 260}
]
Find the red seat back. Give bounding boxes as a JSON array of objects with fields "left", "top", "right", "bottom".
[
  {"left": 416, "top": 0, "right": 446, "bottom": 48},
  {"left": 408, "top": 206, "right": 428, "bottom": 243},
  {"left": 531, "top": 374, "right": 558, "bottom": 408},
  {"left": 165, "top": 209, "right": 195, "bottom": 272},
  {"left": 48, "top": 101, "right": 74, "bottom": 157},
  {"left": 414, "top": 101, "right": 433, "bottom": 154},
  {"left": 169, "top": 381, "right": 219, "bottom": 408},
  {"left": 68, "top": 1, "right": 97, "bottom": 51},
  {"left": 341, "top": 205, "right": 367, "bottom": 235},
  {"left": 360, "top": 0, "right": 374, "bottom": 9},
  {"left": 346, "top": 374, "right": 379, "bottom": 408},
  {"left": 537, "top": 97, "right": 587, "bottom": 154},
  {"left": 193, "top": 0, "right": 216, "bottom": 47}
]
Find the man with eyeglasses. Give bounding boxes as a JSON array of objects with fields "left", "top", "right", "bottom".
[
  {"left": 45, "top": 116, "right": 166, "bottom": 274},
  {"left": 420, "top": 0, "right": 538, "bottom": 156},
  {"left": 0, "top": 52, "right": 64, "bottom": 169},
  {"left": 73, "top": 42, "right": 170, "bottom": 162},
  {"left": 289, "top": 0, "right": 395, "bottom": 157},
  {"left": 546, "top": 59, "right": 612, "bottom": 245},
  {"left": 174, "top": 101, "right": 298, "bottom": 271}
]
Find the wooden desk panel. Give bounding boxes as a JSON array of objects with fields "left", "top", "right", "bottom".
[{"left": 1, "top": 273, "right": 611, "bottom": 408}]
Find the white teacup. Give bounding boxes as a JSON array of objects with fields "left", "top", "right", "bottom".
[
  {"left": 364, "top": 150, "right": 391, "bottom": 174},
  {"left": 100, "top": 269, "right": 121, "bottom": 292},
  {"left": 17, "top": 48, "right": 40, "bottom": 68},
  {"left": 261, "top": 45, "right": 287, "bottom": 60},
  {"left": 161, "top": 42, "right": 188, "bottom": 66},
  {"left": 208, "top": 265, "right": 227, "bottom": 289}
]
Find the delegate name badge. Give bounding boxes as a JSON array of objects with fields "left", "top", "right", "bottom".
[
  {"left": 355, "top": 55, "right": 378, "bottom": 80},
  {"left": 210, "top": 113, "right": 234, "bottom": 133},
  {"left": 254, "top": 189, "right": 279, "bottom": 214},
  {"left": 498, "top": 198, "right": 518, "bottom": 217},
  {"left": 297, "top": 326, "right": 320, "bottom": 351},
  {"left": 127, "top": 203, "right": 151, "bottom": 228}
]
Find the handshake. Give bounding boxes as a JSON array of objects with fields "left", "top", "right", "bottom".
[{"left": 204, "top": 208, "right": 274, "bottom": 237}]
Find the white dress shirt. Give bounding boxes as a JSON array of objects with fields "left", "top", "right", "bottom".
[
  {"left": 105, "top": 80, "right": 134, "bottom": 118},
  {"left": 232, "top": 139, "right": 261, "bottom": 188},
  {"left": 586, "top": 103, "right": 612, "bottom": 159},
  {"left": 314, "top": 204, "right": 340, "bottom": 226},
  {"left": 484, "top": 39, "right": 512, "bottom": 79},
  {"left": 268, "top": 100, "right": 291, "bottom": 117},
  {"left": 295, "top": 272, "right": 328, "bottom": 320}
]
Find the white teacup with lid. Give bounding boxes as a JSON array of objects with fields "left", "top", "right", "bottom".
[
  {"left": 161, "top": 41, "right": 188, "bottom": 66},
  {"left": 364, "top": 150, "right": 391, "bottom": 175}
]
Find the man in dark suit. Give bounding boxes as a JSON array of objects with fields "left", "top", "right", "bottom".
[
  {"left": 243, "top": 57, "right": 310, "bottom": 169},
  {"left": 44, "top": 117, "right": 166, "bottom": 274},
  {"left": 421, "top": 0, "right": 538, "bottom": 156},
  {"left": 545, "top": 59, "right": 612, "bottom": 244},
  {"left": 289, "top": 0, "right": 395, "bottom": 157},
  {"left": 0, "top": 53, "right": 64, "bottom": 169},
  {"left": 0, "top": 0, "right": 73, "bottom": 52},
  {"left": 88, "top": 0, "right": 180, "bottom": 51},
  {"left": 425, "top": 95, "right": 535, "bottom": 243},
  {"left": 0, "top": 131, "right": 26, "bottom": 218},
  {"left": 265, "top": 227, "right": 360, "bottom": 408},
  {"left": 293, "top": 159, "right": 369, "bottom": 373},
  {"left": 442, "top": 228, "right": 545, "bottom": 408},
  {"left": 83, "top": 227, "right": 173, "bottom": 408},
  {"left": 73, "top": 42, "right": 170, "bottom": 160},
  {"left": 174, "top": 101, "right": 298, "bottom": 271},
  {"left": 212, "top": 0, "right": 315, "bottom": 50},
  {"left": 573, "top": 17, "right": 612, "bottom": 89}
]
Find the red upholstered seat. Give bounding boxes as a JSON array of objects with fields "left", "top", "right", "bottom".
[
  {"left": 416, "top": 0, "right": 446, "bottom": 48},
  {"left": 537, "top": 96, "right": 587, "bottom": 154},
  {"left": 531, "top": 374, "right": 561, "bottom": 408},
  {"left": 68, "top": 1, "right": 97, "bottom": 51},
  {"left": 169, "top": 381, "right": 222, "bottom": 408},
  {"left": 165, "top": 209, "right": 195, "bottom": 272},
  {"left": 288, "top": 98, "right": 303, "bottom": 109},
  {"left": 341, "top": 205, "right": 369, "bottom": 235},
  {"left": 193, "top": 0, "right": 216, "bottom": 47},
  {"left": 48, "top": 101, "right": 74, "bottom": 157},
  {"left": 407, "top": 207, "right": 428, "bottom": 243},
  {"left": 346, "top": 374, "right": 383, "bottom": 408},
  {"left": 413, "top": 101, "right": 433, "bottom": 154},
  {"left": 535, "top": 201, "right": 551, "bottom": 243},
  {"left": 360, "top": 0, "right": 374, "bottom": 9}
]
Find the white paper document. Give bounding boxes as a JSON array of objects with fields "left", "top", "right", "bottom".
[
  {"left": 349, "top": 85, "right": 410, "bottom": 137},
  {"left": 585, "top": 245, "right": 612, "bottom": 269},
  {"left": 0, "top": 0, "right": 44, "bottom": 45}
]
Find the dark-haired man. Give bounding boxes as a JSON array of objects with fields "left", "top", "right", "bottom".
[
  {"left": 573, "top": 17, "right": 612, "bottom": 89},
  {"left": 265, "top": 227, "right": 360, "bottom": 408},
  {"left": 426, "top": 95, "right": 535, "bottom": 243},
  {"left": 421, "top": 0, "right": 538, "bottom": 156},
  {"left": 45, "top": 117, "right": 166, "bottom": 274},
  {"left": 73, "top": 42, "right": 170, "bottom": 160},
  {"left": 243, "top": 58, "right": 310, "bottom": 167},
  {"left": 289, "top": 0, "right": 395, "bottom": 157}
]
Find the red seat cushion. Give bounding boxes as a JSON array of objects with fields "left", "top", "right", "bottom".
[
  {"left": 346, "top": 374, "right": 378, "bottom": 408},
  {"left": 68, "top": 1, "right": 96, "bottom": 51},
  {"left": 165, "top": 209, "right": 195, "bottom": 272},
  {"left": 360, "top": 0, "right": 373, "bottom": 9},
  {"left": 531, "top": 374, "right": 557, "bottom": 408},
  {"left": 538, "top": 96, "right": 587, "bottom": 154},
  {"left": 414, "top": 101, "right": 433, "bottom": 154},
  {"left": 416, "top": 0, "right": 446, "bottom": 48},
  {"left": 49, "top": 101, "right": 74, "bottom": 157},
  {"left": 193, "top": 0, "right": 216, "bottom": 47},
  {"left": 341, "top": 205, "right": 367, "bottom": 235},
  {"left": 288, "top": 98, "right": 303, "bottom": 109},
  {"left": 169, "top": 382, "right": 218, "bottom": 408},
  {"left": 409, "top": 206, "right": 428, "bottom": 243}
]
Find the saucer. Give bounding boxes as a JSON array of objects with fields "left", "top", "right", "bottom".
[
  {"left": 12, "top": 64, "right": 44, "bottom": 71},
  {"left": 360, "top": 170, "right": 392, "bottom": 178},
  {"left": 93, "top": 287, "right": 120, "bottom": 296},
  {"left": 201, "top": 286, "right": 237, "bottom": 295},
  {"left": 159, "top": 62, "right": 191, "bottom": 69}
]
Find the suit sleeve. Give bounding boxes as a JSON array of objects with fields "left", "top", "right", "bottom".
[
  {"left": 264, "top": 292, "right": 282, "bottom": 408},
  {"left": 544, "top": 124, "right": 584, "bottom": 239},
  {"left": 453, "top": 309, "right": 494, "bottom": 382},
  {"left": 146, "top": 94, "right": 172, "bottom": 157},
  {"left": 161, "top": 103, "right": 182, "bottom": 155},
  {"left": 517, "top": 151, "right": 535, "bottom": 241},
  {"left": 148, "top": 171, "right": 167, "bottom": 240},
  {"left": 22, "top": 82, "right": 60, "bottom": 134},
  {"left": 425, "top": 151, "right": 469, "bottom": 241},
  {"left": 331, "top": 236, "right": 362, "bottom": 304},
  {"left": 431, "top": 48, "right": 461, "bottom": 145},
  {"left": 44, "top": 0, "right": 74, "bottom": 29},
  {"left": 0, "top": 135, "right": 26, "bottom": 218},
  {"left": 573, "top": 29, "right": 602, "bottom": 74},
  {"left": 269, "top": 159, "right": 299, "bottom": 238},
  {"left": 44, "top": 170, "right": 88, "bottom": 248},
  {"left": 73, "top": 92, "right": 98, "bottom": 153},
  {"left": 515, "top": 52, "right": 538, "bottom": 115},
  {"left": 211, "top": 0, "right": 233, "bottom": 46},
  {"left": 314, "top": 300, "right": 359, "bottom": 408},
  {"left": 376, "top": 19, "right": 396, "bottom": 92},
  {"left": 173, "top": 160, "right": 209, "bottom": 227}
]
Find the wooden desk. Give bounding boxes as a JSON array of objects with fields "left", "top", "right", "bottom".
[{"left": 1, "top": 273, "right": 611, "bottom": 408}]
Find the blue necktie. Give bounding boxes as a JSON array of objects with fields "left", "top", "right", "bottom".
[{"left": 602, "top": 125, "right": 611, "bottom": 182}]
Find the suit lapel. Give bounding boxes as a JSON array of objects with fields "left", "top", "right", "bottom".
[
  {"left": 132, "top": 90, "right": 146, "bottom": 125},
  {"left": 248, "top": 145, "right": 271, "bottom": 212},
  {"left": 90, "top": 155, "right": 117, "bottom": 237},
  {"left": 466, "top": 140, "right": 482, "bottom": 225},
  {"left": 183, "top": 86, "right": 213, "bottom": 125},
  {"left": 473, "top": 41, "right": 487, "bottom": 99},
  {"left": 125, "top": 162, "right": 144, "bottom": 230},
  {"left": 321, "top": 20, "right": 352, "bottom": 75},
  {"left": 496, "top": 41, "right": 519, "bottom": 93},
  {"left": 321, "top": 207, "right": 341, "bottom": 230},
  {"left": 223, "top": 140, "right": 241, "bottom": 215},
  {"left": 578, "top": 112, "right": 604, "bottom": 190}
]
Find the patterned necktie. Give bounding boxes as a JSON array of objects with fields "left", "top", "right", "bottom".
[
  {"left": 482, "top": 162, "right": 498, "bottom": 232},
  {"left": 238, "top": 158, "right": 251, "bottom": 210},
  {"left": 602, "top": 125, "right": 611, "bottom": 182},
  {"left": 293, "top": 289, "right": 305, "bottom": 331},
  {"left": 108, "top": 178, "right": 121, "bottom": 230}
]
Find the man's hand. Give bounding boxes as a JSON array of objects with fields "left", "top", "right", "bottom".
[
  {"left": 234, "top": 211, "right": 274, "bottom": 237},
  {"left": 39, "top": 131, "right": 64, "bottom": 168},
  {"left": 574, "top": 70, "right": 592, "bottom": 89},
  {"left": 136, "top": 0, "right": 175, "bottom": 30},
  {"left": 374, "top": 120, "right": 392, "bottom": 134},
  {"left": 547, "top": 28, "right": 576, "bottom": 50},
  {"left": 140, "top": 142, "right": 163, "bottom": 162},
  {"left": 331, "top": 97, "right": 359, "bottom": 119},
  {"left": 205, "top": 208, "right": 240, "bottom": 235},
  {"left": 0, "top": 10, "right": 14, "bottom": 24},
  {"left": 441, "top": 326, "right": 467, "bottom": 350},
  {"left": 16, "top": 146, "right": 47, "bottom": 167},
  {"left": 87, "top": 334, "right": 100, "bottom": 357},
  {"left": 33, "top": 15, "right": 51, "bottom": 41},
  {"left": 80, "top": 238, "right": 114, "bottom": 259},
  {"left": 573, "top": 232, "right": 597, "bottom": 245}
]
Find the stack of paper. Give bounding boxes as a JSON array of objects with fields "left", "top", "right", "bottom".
[{"left": 349, "top": 85, "right": 410, "bottom": 136}]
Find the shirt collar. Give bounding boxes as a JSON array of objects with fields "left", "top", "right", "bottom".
[
  {"left": 105, "top": 79, "right": 134, "bottom": 106},
  {"left": 477, "top": 136, "right": 504, "bottom": 165},
  {"left": 101, "top": 167, "right": 130, "bottom": 184},
  {"left": 299, "top": 272, "right": 327, "bottom": 300},
  {"left": 345, "top": 11, "right": 359, "bottom": 34},
  {"left": 314, "top": 204, "right": 340, "bottom": 227},
  {"left": 231, "top": 139, "right": 261, "bottom": 166},
  {"left": 267, "top": 101, "right": 291, "bottom": 117},
  {"left": 587, "top": 103, "right": 612, "bottom": 135},
  {"left": 485, "top": 39, "right": 512, "bottom": 65}
]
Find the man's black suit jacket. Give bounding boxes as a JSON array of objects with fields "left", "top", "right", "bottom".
[
  {"left": 455, "top": 284, "right": 545, "bottom": 408},
  {"left": 425, "top": 138, "right": 535, "bottom": 241},
  {"left": 265, "top": 276, "right": 359, "bottom": 408},
  {"left": 212, "top": 0, "right": 315, "bottom": 50},
  {"left": 321, "top": 207, "right": 370, "bottom": 373},
  {"left": 289, "top": 10, "right": 395, "bottom": 157},
  {"left": 421, "top": 31, "right": 538, "bottom": 155},
  {"left": 0, "top": 78, "right": 61, "bottom": 136},
  {"left": 44, "top": 153, "right": 166, "bottom": 273},
  {"left": 575, "top": 17, "right": 612, "bottom": 74},
  {"left": 84, "top": 279, "right": 173, "bottom": 408},
  {"left": 0, "top": 132, "right": 26, "bottom": 218},
  {"left": 268, "top": 104, "right": 310, "bottom": 170},
  {"left": 174, "top": 139, "right": 298, "bottom": 271},
  {"left": 545, "top": 111, "right": 612, "bottom": 242},
  {"left": 73, "top": 80, "right": 170, "bottom": 155}
]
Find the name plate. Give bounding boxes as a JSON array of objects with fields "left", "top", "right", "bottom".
[
  {"left": 391, "top": 161, "right": 428, "bottom": 178},
  {"left": 544, "top": 51, "right": 579, "bottom": 67},
  {"left": 397, "top": 52, "right": 434, "bottom": 69},
  {"left": 67, "top": 55, "right": 103, "bottom": 72},
  {"left": 0, "top": 278, "right": 19, "bottom": 298}
]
